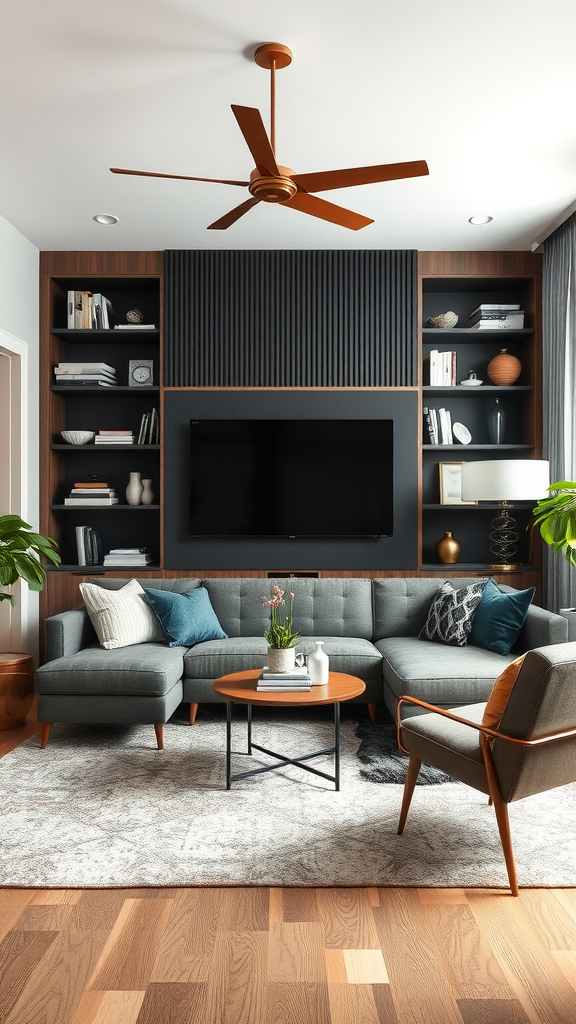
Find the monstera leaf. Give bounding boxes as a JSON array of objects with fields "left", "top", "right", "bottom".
[
  {"left": 533, "top": 482, "right": 576, "bottom": 567},
  {"left": 0, "top": 515, "right": 60, "bottom": 603}
]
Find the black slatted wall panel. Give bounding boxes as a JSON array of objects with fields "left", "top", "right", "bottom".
[{"left": 164, "top": 250, "right": 416, "bottom": 387}]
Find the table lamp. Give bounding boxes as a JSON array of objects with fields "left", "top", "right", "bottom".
[{"left": 460, "top": 460, "right": 550, "bottom": 570}]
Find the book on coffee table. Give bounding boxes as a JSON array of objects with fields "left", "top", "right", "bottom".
[
  {"left": 261, "top": 667, "right": 311, "bottom": 680},
  {"left": 256, "top": 683, "right": 312, "bottom": 691}
]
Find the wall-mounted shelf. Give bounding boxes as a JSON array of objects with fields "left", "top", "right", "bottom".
[
  {"left": 50, "top": 504, "right": 160, "bottom": 511},
  {"left": 422, "top": 327, "right": 534, "bottom": 338},
  {"left": 50, "top": 329, "right": 159, "bottom": 341},
  {"left": 422, "top": 385, "right": 533, "bottom": 393},
  {"left": 51, "top": 386, "right": 160, "bottom": 394},
  {"left": 422, "top": 444, "right": 533, "bottom": 451}
]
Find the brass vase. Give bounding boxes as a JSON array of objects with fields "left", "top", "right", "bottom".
[
  {"left": 487, "top": 348, "right": 521, "bottom": 386},
  {"left": 436, "top": 531, "right": 461, "bottom": 564}
]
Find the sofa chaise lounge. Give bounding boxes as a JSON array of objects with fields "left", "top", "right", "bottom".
[{"left": 36, "top": 576, "right": 568, "bottom": 747}]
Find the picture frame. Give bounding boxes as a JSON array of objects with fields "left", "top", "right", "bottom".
[{"left": 439, "top": 462, "right": 477, "bottom": 505}]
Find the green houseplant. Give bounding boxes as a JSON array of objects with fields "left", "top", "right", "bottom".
[
  {"left": 532, "top": 481, "right": 576, "bottom": 566},
  {"left": 0, "top": 515, "right": 60, "bottom": 601},
  {"left": 260, "top": 585, "right": 301, "bottom": 673}
]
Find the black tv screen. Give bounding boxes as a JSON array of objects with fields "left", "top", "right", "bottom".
[{"left": 189, "top": 419, "right": 393, "bottom": 537}]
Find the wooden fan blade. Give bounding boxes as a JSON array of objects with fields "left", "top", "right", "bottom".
[
  {"left": 284, "top": 192, "right": 373, "bottom": 231},
  {"left": 230, "top": 106, "right": 280, "bottom": 177},
  {"left": 292, "top": 160, "right": 429, "bottom": 193},
  {"left": 207, "top": 197, "right": 261, "bottom": 230},
  {"left": 110, "top": 167, "right": 249, "bottom": 187}
]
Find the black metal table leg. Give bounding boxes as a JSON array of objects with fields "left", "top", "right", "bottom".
[
  {"left": 334, "top": 701, "right": 341, "bottom": 791},
  {"left": 247, "top": 703, "right": 252, "bottom": 754},
  {"left": 225, "top": 701, "right": 232, "bottom": 790}
]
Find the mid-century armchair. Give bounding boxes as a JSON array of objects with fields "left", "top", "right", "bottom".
[{"left": 396, "top": 643, "right": 576, "bottom": 895}]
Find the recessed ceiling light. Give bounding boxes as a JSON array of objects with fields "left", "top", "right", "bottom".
[
  {"left": 93, "top": 214, "right": 119, "bottom": 225},
  {"left": 468, "top": 215, "right": 493, "bottom": 225}
]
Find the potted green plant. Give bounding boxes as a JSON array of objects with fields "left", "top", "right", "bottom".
[
  {"left": 260, "top": 585, "right": 300, "bottom": 673},
  {"left": 532, "top": 481, "right": 576, "bottom": 566},
  {"left": 0, "top": 515, "right": 60, "bottom": 599}
]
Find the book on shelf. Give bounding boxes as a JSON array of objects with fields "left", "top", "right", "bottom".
[
  {"left": 64, "top": 496, "right": 119, "bottom": 505},
  {"left": 74, "top": 481, "right": 109, "bottom": 488},
  {"left": 425, "top": 350, "right": 456, "bottom": 386},
  {"left": 54, "top": 372, "right": 117, "bottom": 383},
  {"left": 94, "top": 432, "right": 135, "bottom": 444},
  {"left": 423, "top": 407, "right": 453, "bottom": 445},
  {"left": 137, "top": 409, "right": 159, "bottom": 445},
  {"left": 468, "top": 315, "right": 525, "bottom": 330},
  {"left": 69, "top": 487, "right": 116, "bottom": 496},
  {"left": 57, "top": 362, "right": 116, "bottom": 373},
  {"left": 67, "top": 291, "right": 113, "bottom": 329},
  {"left": 468, "top": 310, "right": 524, "bottom": 328},
  {"left": 469, "top": 303, "right": 520, "bottom": 318},
  {"left": 114, "top": 324, "right": 156, "bottom": 330},
  {"left": 55, "top": 379, "right": 115, "bottom": 387},
  {"left": 438, "top": 407, "right": 452, "bottom": 445},
  {"left": 103, "top": 553, "right": 154, "bottom": 566},
  {"left": 75, "top": 526, "right": 103, "bottom": 565},
  {"left": 108, "top": 547, "right": 150, "bottom": 554}
]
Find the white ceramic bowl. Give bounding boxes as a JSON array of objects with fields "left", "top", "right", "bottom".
[{"left": 60, "top": 430, "right": 95, "bottom": 445}]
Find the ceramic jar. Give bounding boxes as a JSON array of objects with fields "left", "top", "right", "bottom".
[
  {"left": 308, "top": 640, "right": 329, "bottom": 686},
  {"left": 487, "top": 348, "right": 521, "bottom": 386},
  {"left": 436, "top": 531, "right": 461, "bottom": 564},
  {"left": 126, "top": 472, "right": 143, "bottom": 506},
  {"left": 141, "top": 479, "right": 154, "bottom": 505},
  {"left": 267, "top": 646, "right": 295, "bottom": 673}
]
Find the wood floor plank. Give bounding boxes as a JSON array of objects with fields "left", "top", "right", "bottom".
[
  {"left": 88, "top": 898, "right": 173, "bottom": 991},
  {"left": 550, "top": 889, "right": 576, "bottom": 930},
  {"left": 218, "top": 887, "right": 269, "bottom": 931},
  {"left": 457, "top": 998, "right": 532, "bottom": 1023},
  {"left": 266, "top": 982, "right": 331, "bottom": 1024},
  {"left": 417, "top": 888, "right": 468, "bottom": 905},
  {"left": 367, "top": 888, "right": 380, "bottom": 908},
  {"left": 0, "top": 892, "right": 34, "bottom": 944},
  {"left": 0, "top": 930, "right": 58, "bottom": 1023},
  {"left": 69, "top": 990, "right": 105, "bottom": 1024},
  {"left": 205, "top": 930, "right": 268, "bottom": 1024},
  {"left": 550, "top": 951, "right": 576, "bottom": 995},
  {"left": 518, "top": 890, "right": 576, "bottom": 951},
  {"left": 316, "top": 889, "right": 380, "bottom": 949},
  {"left": 72, "top": 891, "right": 134, "bottom": 934},
  {"left": 372, "top": 888, "right": 466, "bottom": 1024},
  {"left": 327, "top": 982, "right": 382, "bottom": 1024},
  {"left": 28, "top": 890, "right": 82, "bottom": 906},
  {"left": 15, "top": 904, "right": 75, "bottom": 932},
  {"left": 422, "top": 900, "right": 511, "bottom": 1000},
  {"left": 135, "top": 984, "right": 205, "bottom": 1024},
  {"left": 281, "top": 888, "right": 320, "bottom": 922},
  {"left": 267, "top": 922, "right": 326, "bottom": 983},
  {"left": 342, "top": 949, "right": 389, "bottom": 985},
  {"left": 150, "top": 890, "right": 221, "bottom": 983},
  {"left": 269, "top": 888, "right": 283, "bottom": 924},
  {"left": 467, "top": 892, "right": 576, "bottom": 1024},
  {"left": 324, "top": 949, "right": 347, "bottom": 984},
  {"left": 371, "top": 983, "right": 401, "bottom": 1024},
  {"left": 90, "top": 991, "right": 145, "bottom": 1024}
]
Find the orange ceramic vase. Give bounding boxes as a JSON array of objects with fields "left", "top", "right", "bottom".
[{"left": 487, "top": 348, "right": 521, "bottom": 386}]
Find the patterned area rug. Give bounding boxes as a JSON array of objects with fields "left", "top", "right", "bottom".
[{"left": 1, "top": 705, "right": 576, "bottom": 888}]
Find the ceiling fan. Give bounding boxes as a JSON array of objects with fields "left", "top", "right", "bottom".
[{"left": 110, "top": 43, "right": 429, "bottom": 231}]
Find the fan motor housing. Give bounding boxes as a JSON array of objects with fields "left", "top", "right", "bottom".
[{"left": 249, "top": 167, "right": 298, "bottom": 203}]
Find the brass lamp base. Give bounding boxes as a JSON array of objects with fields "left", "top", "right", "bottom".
[{"left": 483, "top": 562, "right": 521, "bottom": 572}]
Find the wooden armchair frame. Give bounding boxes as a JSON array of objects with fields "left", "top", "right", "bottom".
[{"left": 395, "top": 696, "right": 576, "bottom": 896}]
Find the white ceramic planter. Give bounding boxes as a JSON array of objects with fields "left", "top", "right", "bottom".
[{"left": 267, "top": 647, "right": 296, "bottom": 673}]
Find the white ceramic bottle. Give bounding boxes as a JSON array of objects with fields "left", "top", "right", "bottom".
[
  {"left": 308, "top": 640, "right": 329, "bottom": 686},
  {"left": 126, "top": 471, "right": 143, "bottom": 506},
  {"left": 141, "top": 479, "right": 155, "bottom": 505}
]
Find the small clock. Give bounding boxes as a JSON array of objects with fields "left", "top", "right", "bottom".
[{"left": 128, "top": 359, "right": 154, "bottom": 387}]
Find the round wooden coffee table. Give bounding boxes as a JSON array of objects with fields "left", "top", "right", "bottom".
[{"left": 212, "top": 669, "right": 366, "bottom": 790}]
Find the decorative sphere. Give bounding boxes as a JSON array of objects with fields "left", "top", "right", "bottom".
[{"left": 125, "top": 308, "right": 144, "bottom": 324}]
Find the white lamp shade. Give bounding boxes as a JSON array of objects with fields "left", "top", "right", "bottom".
[{"left": 460, "top": 460, "right": 550, "bottom": 502}]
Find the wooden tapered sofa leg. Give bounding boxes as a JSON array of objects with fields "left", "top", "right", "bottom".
[
  {"left": 367, "top": 703, "right": 377, "bottom": 725},
  {"left": 40, "top": 723, "right": 52, "bottom": 749},
  {"left": 154, "top": 724, "right": 164, "bottom": 750},
  {"left": 189, "top": 702, "right": 199, "bottom": 726},
  {"left": 397, "top": 755, "right": 422, "bottom": 835}
]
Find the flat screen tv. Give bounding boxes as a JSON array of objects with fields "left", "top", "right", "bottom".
[{"left": 189, "top": 419, "right": 393, "bottom": 537}]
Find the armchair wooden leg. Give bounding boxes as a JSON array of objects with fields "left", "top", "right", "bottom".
[
  {"left": 189, "top": 702, "right": 199, "bottom": 726},
  {"left": 397, "top": 755, "right": 422, "bottom": 835},
  {"left": 154, "top": 724, "right": 164, "bottom": 750},
  {"left": 367, "top": 703, "right": 377, "bottom": 725},
  {"left": 40, "top": 723, "right": 52, "bottom": 749},
  {"left": 481, "top": 739, "right": 519, "bottom": 896}
]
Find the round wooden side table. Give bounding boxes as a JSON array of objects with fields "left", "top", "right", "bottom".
[{"left": 0, "top": 652, "right": 35, "bottom": 730}]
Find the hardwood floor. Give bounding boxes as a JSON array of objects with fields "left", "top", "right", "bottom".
[{"left": 2, "top": 718, "right": 576, "bottom": 1022}]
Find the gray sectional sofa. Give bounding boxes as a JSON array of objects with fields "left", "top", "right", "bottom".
[{"left": 36, "top": 576, "right": 568, "bottom": 744}]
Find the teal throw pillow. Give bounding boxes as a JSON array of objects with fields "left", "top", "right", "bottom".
[
  {"left": 468, "top": 578, "right": 535, "bottom": 656},
  {"left": 144, "top": 586, "right": 228, "bottom": 647}
]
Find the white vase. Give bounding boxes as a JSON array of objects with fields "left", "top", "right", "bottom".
[
  {"left": 267, "top": 646, "right": 295, "bottom": 674},
  {"left": 141, "top": 479, "right": 154, "bottom": 505},
  {"left": 126, "top": 472, "right": 143, "bottom": 506},
  {"left": 308, "top": 640, "right": 329, "bottom": 686}
]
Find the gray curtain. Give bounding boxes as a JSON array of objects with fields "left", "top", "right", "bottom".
[{"left": 542, "top": 212, "right": 576, "bottom": 611}]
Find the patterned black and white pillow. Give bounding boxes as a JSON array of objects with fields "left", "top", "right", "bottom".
[{"left": 419, "top": 580, "right": 488, "bottom": 647}]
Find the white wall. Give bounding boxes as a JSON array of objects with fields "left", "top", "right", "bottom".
[{"left": 0, "top": 213, "right": 40, "bottom": 654}]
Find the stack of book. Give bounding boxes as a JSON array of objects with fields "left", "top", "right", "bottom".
[
  {"left": 94, "top": 429, "right": 135, "bottom": 445},
  {"left": 137, "top": 408, "right": 159, "bottom": 445},
  {"left": 426, "top": 350, "right": 457, "bottom": 386},
  {"left": 103, "top": 548, "right": 154, "bottom": 567},
  {"left": 423, "top": 407, "right": 453, "bottom": 445},
  {"left": 256, "top": 667, "right": 312, "bottom": 692},
  {"left": 75, "top": 526, "right": 103, "bottom": 566},
  {"left": 114, "top": 322, "right": 156, "bottom": 330},
  {"left": 468, "top": 304, "right": 525, "bottom": 329},
  {"left": 64, "top": 484, "right": 118, "bottom": 506},
  {"left": 54, "top": 362, "right": 117, "bottom": 387},
  {"left": 67, "top": 291, "right": 114, "bottom": 329}
]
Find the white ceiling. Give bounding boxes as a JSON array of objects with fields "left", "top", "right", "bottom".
[{"left": 1, "top": 0, "right": 575, "bottom": 252}]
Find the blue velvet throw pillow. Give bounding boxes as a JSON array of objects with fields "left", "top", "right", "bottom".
[
  {"left": 144, "top": 586, "right": 228, "bottom": 647},
  {"left": 468, "top": 578, "right": 535, "bottom": 656}
]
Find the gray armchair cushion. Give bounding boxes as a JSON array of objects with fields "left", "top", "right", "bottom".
[
  {"left": 399, "top": 702, "right": 489, "bottom": 793},
  {"left": 36, "top": 643, "right": 185, "bottom": 697}
]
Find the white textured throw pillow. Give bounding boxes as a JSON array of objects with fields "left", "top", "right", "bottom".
[{"left": 79, "top": 579, "right": 165, "bottom": 649}]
